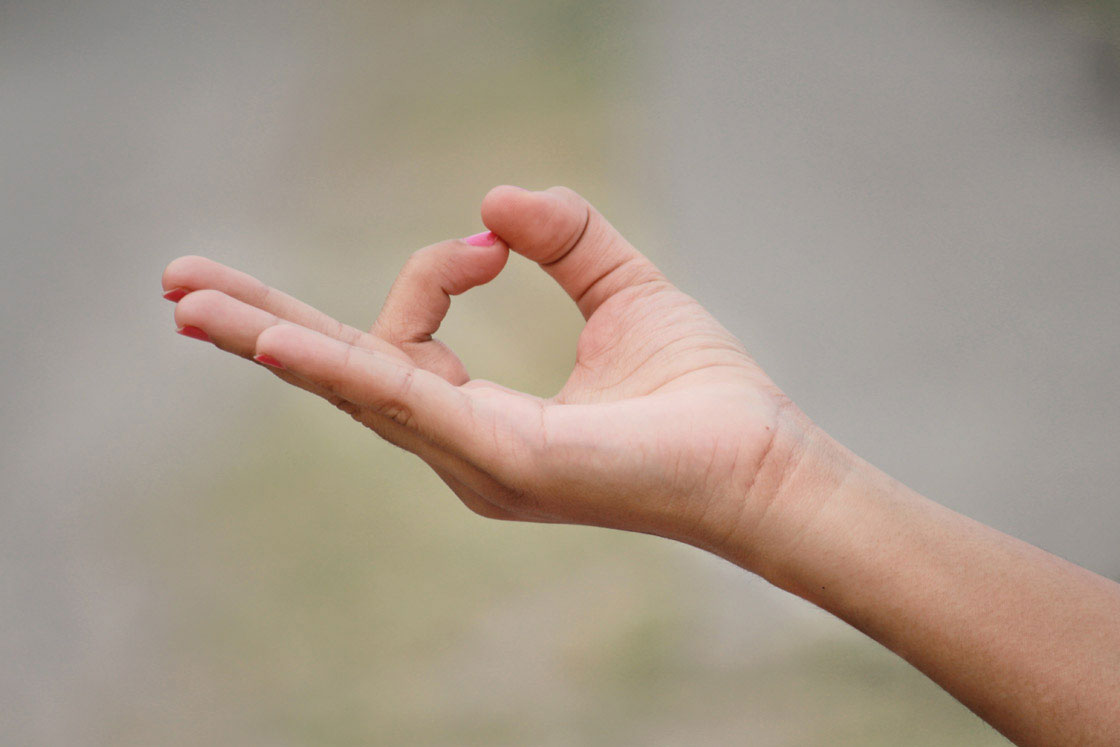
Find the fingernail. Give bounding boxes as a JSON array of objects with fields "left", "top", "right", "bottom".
[
  {"left": 163, "top": 287, "right": 189, "bottom": 302},
  {"left": 254, "top": 354, "right": 284, "bottom": 369},
  {"left": 176, "top": 325, "right": 210, "bottom": 342},
  {"left": 463, "top": 230, "right": 498, "bottom": 247}
]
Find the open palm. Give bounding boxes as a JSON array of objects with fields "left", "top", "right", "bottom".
[{"left": 165, "top": 187, "right": 794, "bottom": 551}]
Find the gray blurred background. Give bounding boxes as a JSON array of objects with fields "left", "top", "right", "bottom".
[{"left": 2, "top": 1, "right": 1118, "bottom": 744}]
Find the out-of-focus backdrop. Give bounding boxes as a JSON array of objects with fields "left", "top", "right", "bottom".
[{"left": 3, "top": 1, "right": 1118, "bottom": 744}]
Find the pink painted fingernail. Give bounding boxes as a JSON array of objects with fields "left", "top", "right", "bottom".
[
  {"left": 463, "top": 230, "right": 498, "bottom": 246},
  {"left": 163, "top": 287, "right": 189, "bottom": 302},
  {"left": 176, "top": 325, "right": 210, "bottom": 342},
  {"left": 254, "top": 354, "right": 284, "bottom": 369}
]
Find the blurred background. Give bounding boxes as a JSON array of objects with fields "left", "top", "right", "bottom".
[{"left": 2, "top": 0, "right": 1118, "bottom": 744}]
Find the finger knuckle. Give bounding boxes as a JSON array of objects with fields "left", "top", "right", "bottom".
[
  {"left": 545, "top": 185, "right": 580, "bottom": 203},
  {"left": 358, "top": 364, "right": 416, "bottom": 428},
  {"left": 402, "top": 246, "right": 439, "bottom": 276}
]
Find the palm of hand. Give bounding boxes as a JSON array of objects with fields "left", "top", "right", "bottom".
[{"left": 526, "top": 283, "right": 784, "bottom": 540}]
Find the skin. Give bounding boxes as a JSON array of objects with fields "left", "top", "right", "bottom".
[{"left": 165, "top": 185, "right": 1120, "bottom": 746}]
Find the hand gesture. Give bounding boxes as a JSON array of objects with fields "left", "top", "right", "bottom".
[
  {"left": 165, "top": 186, "right": 1120, "bottom": 746},
  {"left": 164, "top": 187, "right": 799, "bottom": 556}
]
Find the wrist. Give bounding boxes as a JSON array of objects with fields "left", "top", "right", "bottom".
[{"left": 701, "top": 403, "right": 876, "bottom": 590}]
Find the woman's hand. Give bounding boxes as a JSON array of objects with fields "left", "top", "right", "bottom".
[
  {"left": 165, "top": 185, "right": 1120, "bottom": 745},
  {"left": 163, "top": 186, "right": 805, "bottom": 562}
]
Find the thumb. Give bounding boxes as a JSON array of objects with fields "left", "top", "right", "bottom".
[{"left": 481, "top": 186, "right": 666, "bottom": 318}]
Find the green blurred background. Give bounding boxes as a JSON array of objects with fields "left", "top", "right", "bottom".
[{"left": 3, "top": 1, "right": 1119, "bottom": 744}]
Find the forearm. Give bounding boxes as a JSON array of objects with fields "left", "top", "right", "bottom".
[
  {"left": 719, "top": 418, "right": 1120, "bottom": 746},
  {"left": 165, "top": 189, "right": 1118, "bottom": 743}
]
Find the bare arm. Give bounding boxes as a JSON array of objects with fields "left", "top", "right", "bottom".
[
  {"left": 164, "top": 185, "right": 1120, "bottom": 745},
  {"left": 723, "top": 420, "right": 1120, "bottom": 746}
]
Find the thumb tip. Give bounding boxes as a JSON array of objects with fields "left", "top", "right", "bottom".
[
  {"left": 482, "top": 184, "right": 534, "bottom": 214},
  {"left": 481, "top": 185, "right": 566, "bottom": 240}
]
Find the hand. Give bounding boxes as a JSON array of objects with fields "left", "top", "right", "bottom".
[
  {"left": 166, "top": 186, "right": 1120, "bottom": 746},
  {"left": 163, "top": 186, "right": 804, "bottom": 559}
]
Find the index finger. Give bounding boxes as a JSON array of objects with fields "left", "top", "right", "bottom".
[{"left": 371, "top": 234, "right": 509, "bottom": 346}]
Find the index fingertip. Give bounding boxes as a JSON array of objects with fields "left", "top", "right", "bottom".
[{"left": 463, "top": 230, "right": 499, "bottom": 247}]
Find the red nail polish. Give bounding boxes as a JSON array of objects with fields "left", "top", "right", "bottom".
[
  {"left": 176, "top": 325, "right": 210, "bottom": 342},
  {"left": 254, "top": 354, "right": 284, "bottom": 369},
  {"left": 163, "top": 287, "right": 189, "bottom": 302},
  {"left": 463, "top": 230, "right": 498, "bottom": 246}
]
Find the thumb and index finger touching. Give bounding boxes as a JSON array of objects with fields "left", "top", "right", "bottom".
[
  {"left": 375, "top": 186, "right": 664, "bottom": 352},
  {"left": 257, "top": 187, "right": 664, "bottom": 473},
  {"left": 358, "top": 185, "right": 665, "bottom": 430},
  {"left": 480, "top": 185, "right": 666, "bottom": 320}
]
